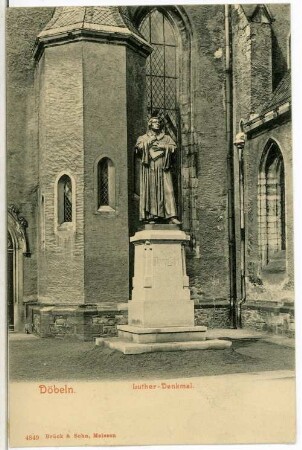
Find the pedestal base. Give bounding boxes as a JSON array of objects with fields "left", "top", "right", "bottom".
[
  {"left": 98, "top": 336, "right": 232, "bottom": 355},
  {"left": 97, "top": 324, "right": 232, "bottom": 354},
  {"left": 117, "top": 324, "right": 207, "bottom": 343}
]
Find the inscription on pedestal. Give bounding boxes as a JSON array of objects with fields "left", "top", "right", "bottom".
[{"left": 153, "top": 256, "right": 177, "bottom": 267}]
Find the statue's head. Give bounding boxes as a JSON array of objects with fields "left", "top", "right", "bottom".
[{"left": 148, "top": 116, "right": 164, "bottom": 132}]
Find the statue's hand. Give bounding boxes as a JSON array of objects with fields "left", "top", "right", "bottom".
[{"left": 152, "top": 142, "right": 162, "bottom": 151}]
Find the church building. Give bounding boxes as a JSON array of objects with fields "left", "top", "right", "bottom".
[{"left": 7, "top": 4, "right": 293, "bottom": 339}]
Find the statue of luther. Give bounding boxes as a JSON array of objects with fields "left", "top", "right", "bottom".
[{"left": 135, "top": 116, "right": 181, "bottom": 224}]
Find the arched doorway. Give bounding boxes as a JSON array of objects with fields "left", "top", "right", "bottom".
[
  {"left": 7, "top": 205, "right": 30, "bottom": 332},
  {"left": 7, "top": 231, "right": 14, "bottom": 330}
]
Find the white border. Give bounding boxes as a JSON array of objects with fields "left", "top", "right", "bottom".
[
  {"left": 1, "top": 2, "right": 302, "bottom": 450},
  {"left": 1, "top": 0, "right": 7, "bottom": 449},
  {"left": 6, "top": 0, "right": 295, "bottom": 5}
]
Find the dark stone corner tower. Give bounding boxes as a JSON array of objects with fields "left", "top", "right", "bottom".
[{"left": 31, "top": 6, "right": 151, "bottom": 338}]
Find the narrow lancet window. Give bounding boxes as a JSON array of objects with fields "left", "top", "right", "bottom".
[
  {"left": 97, "top": 157, "right": 115, "bottom": 211},
  {"left": 58, "top": 175, "right": 73, "bottom": 224}
]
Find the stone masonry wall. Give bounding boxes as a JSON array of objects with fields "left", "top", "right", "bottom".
[
  {"left": 232, "top": 4, "right": 290, "bottom": 124},
  {"left": 82, "top": 42, "right": 131, "bottom": 304},
  {"left": 185, "top": 5, "right": 230, "bottom": 301},
  {"left": 271, "top": 5, "right": 291, "bottom": 89},
  {"left": 6, "top": 8, "right": 54, "bottom": 300},
  {"left": 37, "top": 43, "right": 85, "bottom": 304},
  {"left": 232, "top": 5, "right": 252, "bottom": 125},
  {"left": 242, "top": 303, "right": 294, "bottom": 337},
  {"left": 25, "top": 304, "right": 127, "bottom": 340},
  {"left": 250, "top": 21, "right": 272, "bottom": 113},
  {"left": 25, "top": 302, "right": 293, "bottom": 340}
]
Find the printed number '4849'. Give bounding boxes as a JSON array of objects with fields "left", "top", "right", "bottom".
[{"left": 25, "top": 435, "right": 39, "bottom": 440}]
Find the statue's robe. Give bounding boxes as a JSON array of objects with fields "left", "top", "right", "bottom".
[{"left": 135, "top": 130, "right": 177, "bottom": 221}]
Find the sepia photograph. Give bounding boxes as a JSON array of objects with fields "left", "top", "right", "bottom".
[{"left": 4, "top": 0, "right": 298, "bottom": 447}]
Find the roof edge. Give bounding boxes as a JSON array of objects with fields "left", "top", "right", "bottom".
[
  {"left": 243, "top": 101, "right": 291, "bottom": 134},
  {"left": 34, "top": 26, "right": 153, "bottom": 60}
]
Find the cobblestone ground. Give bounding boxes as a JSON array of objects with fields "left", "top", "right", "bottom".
[{"left": 8, "top": 335, "right": 295, "bottom": 381}]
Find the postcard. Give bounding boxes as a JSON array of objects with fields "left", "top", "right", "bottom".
[{"left": 4, "top": 0, "right": 298, "bottom": 448}]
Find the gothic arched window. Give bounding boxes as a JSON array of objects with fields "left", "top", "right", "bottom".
[
  {"left": 58, "top": 175, "right": 72, "bottom": 224},
  {"left": 258, "top": 141, "right": 286, "bottom": 268},
  {"left": 97, "top": 157, "right": 115, "bottom": 211},
  {"left": 139, "top": 9, "right": 179, "bottom": 139}
]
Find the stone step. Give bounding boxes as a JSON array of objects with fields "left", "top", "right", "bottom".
[
  {"left": 101, "top": 337, "right": 232, "bottom": 355},
  {"left": 117, "top": 324, "right": 207, "bottom": 344}
]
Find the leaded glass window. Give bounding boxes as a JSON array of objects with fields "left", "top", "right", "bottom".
[
  {"left": 58, "top": 175, "right": 72, "bottom": 224},
  {"left": 98, "top": 158, "right": 109, "bottom": 207},
  {"left": 97, "top": 157, "right": 115, "bottom": 210},
  {"left": 41, "top": 195, "right": 45, "bottom": 249},
  {"left": 64, "top": 179, "right": 72, "bottom": 222},
  {"left": 139, "top": 10, "right": 179, "bottom": 136}
]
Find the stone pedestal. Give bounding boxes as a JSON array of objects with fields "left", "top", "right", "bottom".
[
  {"left": 128, "top": 226, "right": 193, "bottom": 328},
  {"left": 101, "top": 225, "right": 231, "bottom": 354}
]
